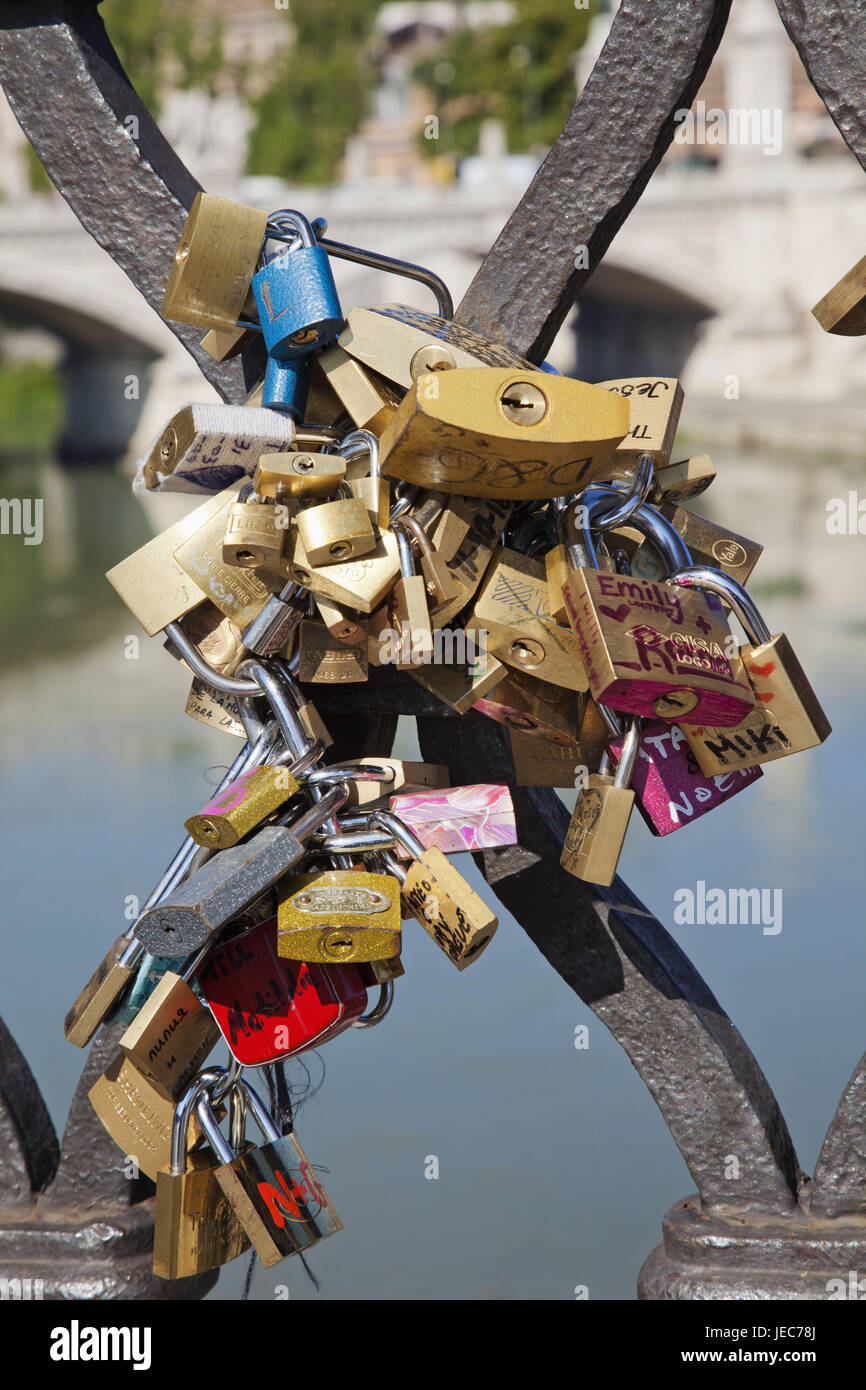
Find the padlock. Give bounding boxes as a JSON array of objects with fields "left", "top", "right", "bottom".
[
  {"left": 251, "top": 211, "right": 342, "bottom": 360},
  {"left": 88, "top": 1051, "right": 222, "bottom": 1181},
  {"left": 136, "top": 403, "right": 296, "bottom": 494},
  {"left": 340, "top": 430, "right": 390, "bottom": 532},
  {"left": 64, "top": 935, "right": 145, "bottom": 1048},
  {"left": 196, "top": 1077, "right": 342, "bottom": 1267},
  {"left": 620, "top": 503, "right": 763, "bottom": 585},
  {"left": 560, "top": 489, "right": 755, "bottom": 728},
  {"left": 153, "top": 1070, "right": 252, "bottom": 1279},
  {"left": 607, "top": 716, "right": 762, "bottom": 837},
  {"left": 508, "top": 728, "right": 588, "bottom": 788},
  {"left": 285, "top": 525, "right": 401, "bottom": 613},
  {"left": 409, "top": 649, "right": 505, "bottom": 714},
  {"left": 397, "top": 512, "right": 463, "bottom": 613},
  {"left": 812, "top": 252, "right": 866, "bottom": 335},
  {"left": 185, "top": 679, "right": 247, "bottom": 738},
  {"left": 544, "top": 538, "right": 571, "bottom": 626},
  {"left": 200, "top": 323, "right": 258, "bottom": 362},
  {"left": 372, "top": 814, "right": 497, "bottom": 971},
  {"left": 474, "top": 670, "right": 583, "bottom": 746},
  {"left": 306, "top": 757, "right": 450, "bottom": 810},
  {"left": 134, "top": 786, "right": 346, "bottom": 956},
  {"left": 389, "top": 783, "right": 517, "bottom": 855},
  {"left": 235, "top": 580, "right": 304, "bottom": 657},
  {"left": 337, "top": 303, "right": 535, "bottom": 389},
  {"left": 297, "top": 619, "right": 369, "bottom": 683},
  {"left": 172, "top": 483, "right": 278, "bottom": 629},
  {"left": 668, "top": 566, "right": 832, "bottom": 774},
  {"left": 378, "top": 366, "right": 629, "bottom": 499},
  {"left": 649, "top": 454, "right": 715, "bottom": 506},
  {"left": 318, "top": 342, "right": 402, "bottom": 434},
  {"left": 382, "top": 522, "right": 434, "bottom": 668},
  {"left": 295, "top": 485, "right": 377, "bottom": 567},
  {"left": 254, "top": 451, "right": 346, "bottom": 501},
  {"left": 277, "top": 867, "right": 402, "bottom": 964},
  {"left": 471, "top": 546, "right": 587, "bottom": 692},
  {"left": 106, "top": 487, "right": 243, "bottom": 636},
  {"left": 595, "top": 376, "right": 685, "bottom": 467},
  {"left": 167, "top": 602, "right": 247, "bottom": 678},
  {"left": 161, "top": 192, "right": 268, "bottom": 332},
  {"left": 117, "top": 945, "right": 220, "bottom": 1101},
  {"left": 222, "top": 493, "right": 287, "bottom": 571},
  {"left": 423, "top": 496, "right": 513, "bottom": 626},
  {"left": 561, "top": 716, "right": 641, "bottom": 885},
  {"left": 185, "top": 764, "right": 302, "bottom": 849},
  {"left": 261, "top": 356, "right": 310, "bottom": 421},
  {"left": 314, "top": 596, "right": 368, "bottom": 646},
  {"left": 430, "top": 493, "right": 476, "bottom": 562},
  {"left": 196, "top": 916, "right": 368, "bottom": 1066}
]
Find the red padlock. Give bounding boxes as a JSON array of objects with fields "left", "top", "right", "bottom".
[{"left": 196, "top": 916, "right": 368, "bottom": 1066}]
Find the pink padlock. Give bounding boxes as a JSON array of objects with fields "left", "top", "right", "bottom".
[
  {"left": 609, "top": 719, "right": 761, "bottom": 837},
  {"left": 388, "top": 783, "right": 518, "bottom": 855}
]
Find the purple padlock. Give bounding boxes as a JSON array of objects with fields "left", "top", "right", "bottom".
[{"left": 609, "top": 719, "right": 761, "bottom": 837}]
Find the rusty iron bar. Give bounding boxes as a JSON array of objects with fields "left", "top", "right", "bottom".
[{"left": 0, "top": 0, "right": 864, "bottom": 1299}]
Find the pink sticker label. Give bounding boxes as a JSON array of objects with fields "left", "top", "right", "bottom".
[
  {"left": 610, "top": 721, "right": 761, "bottom": 837},
  {"left": 389, "top": 783, "right": 517, "bottom": 855}
]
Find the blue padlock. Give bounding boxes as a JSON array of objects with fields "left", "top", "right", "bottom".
[
  {"left": 261, "top": 355, "right": 309, "bottom": 421},
  {"left": 251, "top": 210, "right": 342, "bottom": 361}
]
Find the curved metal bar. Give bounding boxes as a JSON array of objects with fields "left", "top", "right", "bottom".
[
  {"left": 774, "top": 0, "right": 866, "bottom": 172},
  {"left": 416, "top": 708, "right": 802, "bottom": 1215},
  {"left": 811, "top": 1050, "right": 866, "bottom": 1217},
  {"left": 0, "top": 1, "right": 265, "bottom": 402},
  {"left": 455, "top": 0, "right": 732, "bottom": 359}
]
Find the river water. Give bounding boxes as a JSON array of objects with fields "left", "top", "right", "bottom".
[{"left": 0, "top": 444, "right": 863, "bottom": 1300}]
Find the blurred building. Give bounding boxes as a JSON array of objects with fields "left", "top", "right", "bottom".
[{"left": 0, "top": 0, "right": 862, "bottom": 462}]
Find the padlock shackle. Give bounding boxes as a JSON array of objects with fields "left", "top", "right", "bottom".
[
  {"left": 592, "top": 453, "right": 655, "bottom": 530},
  {"left": 170, "top": 1067, "right": 229, "bottom": 1176},
  {"left": 564, "top": 489, "right": 692, "bottom": 574},
  {"left": 393, "top": 521, "right": 416, "bottom": 577},
  {"left": 352, "top": 979, "right": 394, "bottom": 1029},
  {"left": 237, "top": 658, "right": 312, "bottom": 761},
  {"left": 667, "top": 565, "right": 772, "bottom": 645},
  {"left": 370, "top": 810, "right": 426, "bottom": 862},
  {"left": 378, "top": 846, "right": 407, "bottom": 886},
  {"left": 195, "top": 1091, "right": 237, "bottom": 1168},
  {"left": 279, "top": 783, "right": 348, "bottom": 841},
  {"left": 313, "top": 828, "right": 396, "bottom": 854},
  {"left": 340, "top": 428, "right": 380, "bottom": 480},
  {"left": 165, "top": 619, "right": 266, "bottom": 696},
  {"left": 614, "top": 716, "right": 642, "bottom": 789},
  {"left": 397, "top": 513, "right": 433, "bottom": 559},
  {"left": 305, "top": 762, "right": 395, "bottom": 788},
  {"left": 235, "top": 1076, "right": 283, "bottom": 1145}
]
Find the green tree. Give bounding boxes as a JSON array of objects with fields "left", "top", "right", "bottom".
[
  {"left": 414, "top": 1, "right": 591, "bottom": 160},
  {"left": 102, "top": 0, "right": 226, "bottom": 112},
  {"left": 247, "top": 2, "right": 378, "bottom": 186}
]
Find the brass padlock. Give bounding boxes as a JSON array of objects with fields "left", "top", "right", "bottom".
[
  {"left": 277, "top": 869, "right": 402, "bottom": 963},
  {"left": 166, "top": 603, "right": 247, "bottom": 678},
  {"left": 162, "top": 191, "right": 268, "bottom": 332},
  {"left": 384, "top": 522, "right": 434, "bottom": 669},
  {"left": 616, "top": 504, "right": 762, "bottom": 586},
  {"left": 649, "top": 454, "right": 715, "bottom": 506},
  {"left": 472, "top": 546, "right": 587, "bottom": 692},
  {"left": 672, "top": 567, "right": 832, "bottom": 774},
  {"left": 318, "top": 342, "right": 402, "bottom": 434},
  {"left": 222, "top": 496, "right": 287, "bottom": 571},
  {"left": 378, "top": 367, "right": 629, "bottom": 499},
  {"left": 297, "top": 619, "right": 369, "bottom": 683},
  {"left": 812, "top": 253, "right": 866, "bottom": 336},
  {"left": 430, "top": 493, "right": 477, "bottom": 562},
  {"left": 398, "top": 512, "right": 463, "bottom": 613},
  {"left": 106, "top": 487, "right": 240, "bottom": 636},
  {"left": 253, "top": 451, "right": 346, "bottom": 501},
  {"left": 117, "top": 948, "right": 220, "bottom": 1102},
  {"left": 341, "top": 429, "right": 390, "bottom": 532},
  {"left": 374, "top": 816, "right": 497, "bottom": 971},
  {"left": 285, "top": 526, "right": 401, "bottom": 613},
  {"left": 425, "top": 496, "right": 513, "bottom": 626},
  {"left": 409, "top": 650, "right": 505, "bottom": 714},
  {"left": 314, "top": 596, "right": 368, "bottom": 646},
  {"left": 137, "top": 404, "right": 296, "bottom": 494},
  {"left": 295, "top": 487, "right": 377, "bottom": 567},
  {"left": 64, "top": 935, "right": 143, "bottom": 1048},
  {"left": 338, "top": 302, "right": 535, "bottom": 389},
  {"left": 88, "top": 1051, "right": 220, "bottom": 1181},
  {"left": 474, "top": 670, "right": 583, "bottom": 745},
  {"left": 560, "top": 718, "right": 640, "bottom": 885},
  {"left": 595, "top": 377, "right": 685, "bottom": 467},
  {"left": 508, "top": 728, "right": 588, "bottom": 788},
  {"left": 560, "top": 491, "right": 755, "bottom": 728},
  {"left": 172, "top": 485, "right": 277, "bottom": 629},
  {"left": 153, "top": 1072, "right": 251, "bottom": 1279}
]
